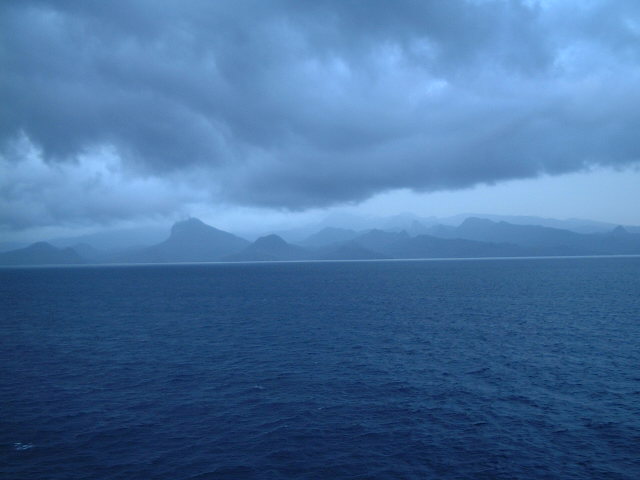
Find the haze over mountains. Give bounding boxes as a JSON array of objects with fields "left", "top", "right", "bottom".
[
  {"left": 2, "top": 214, "right": 640, "bottom": 266},
  {"left": 0, "top": 242, "right": 84, "bottom": 266},
  {"left": 113, "top": 219, "right": 250, "bottom": 264}
]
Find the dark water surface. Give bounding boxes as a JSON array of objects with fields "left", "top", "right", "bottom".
[{"left": 1, "top": 258, "right": 639, "bottom": 479}]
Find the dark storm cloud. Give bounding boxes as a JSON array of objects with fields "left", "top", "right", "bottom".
[{"left": 1, "top": 0, "right": 640, "bottom": 226}]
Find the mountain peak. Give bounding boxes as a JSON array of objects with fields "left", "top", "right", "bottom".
[
  {"left": 171, "top": 217, "right": 207, "bottom": 234},
  {"left": 167, "top": 217, "right": 233, "bottom": 243},
  {"left": 29, "top": 241, "right": 57, "bottom": 251},
  {"left": 299, "top": 227, "right": 359, "bottom": 248},
  {"left": 460, "top": 217, "right": 495, "bottom": 227},
  {"left": 318, "top": 226, "right": 353, "bottom": 234},
  {"left": 119, "top": 217, "right": 252, "bottom": 263},
  {"left": 610, "top": 225, "right": 629, "bottom": 236},
  {"left": 0, "top": 242, "right": 83, "bottom": 266},
  {"left": 254, "top": 234, "right": 288, "bottom": 249},
  {"left": 223, "top": 233, "right": 305, "bottom": 262}
]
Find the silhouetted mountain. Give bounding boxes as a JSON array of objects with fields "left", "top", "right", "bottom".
[
  {"left": 299, "top": 227, "right": 360, "bottom": 248},
  {"left": 224, "top": 234, "right": 307, "bottom": 262},
  {"left": 388, "top": 235, "right": 528, "bottom": 259},
  {"left": 115, "top": 218, "right": 249, "bottom": 263},
  {"left": 407, "top": 220, "right": 431, "bottom": 236},
  {"left": 425, "top": 224, "right": 456, "bottom": 237},
  {"left": 0, "top": 242, "right": 84, "bottom": 266},
  {"left": 315, "top": 242, "right": 389, "bottom": 260},
  {"left": 379, "top": 213, "right": 435, "bottom": 232},
  {"left": 427, "top": 217, "right": 640, "bottom": 255},
  {"left": 50, "top": 225, "right": 167, "bottom": 251},
  {"left": 345, "top": 228, "right": 530, "bottom": 258},
  {"left": 351, "top": 229, "right": 410, "bottom": 254},
  {"left": 334, "top": 229, "right": 526, "bottom": 259},
  {"left": 609, "top": 226, "right": 629, "bottom": 236},
  {"left": 451, "top": 217, "right": 590, "bottom": 250},
  {"left": 593, "top": 226, "right": 640, "bottom": 254},
  {"left": 72, "top": 243, "right": 103, "bottom": 261},
  {"left": 12, "top": 215, "right": 640, "bottom": 266},
  {"left": 439, "top": 213, "right": 629, "bottom": 233},
  {"left": 227, "top": 232, "right": 398, "bottom": 262}
]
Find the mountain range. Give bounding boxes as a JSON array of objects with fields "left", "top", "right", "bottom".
[{"left": 2, "top": 216, "right": 639, "bottom": 266}]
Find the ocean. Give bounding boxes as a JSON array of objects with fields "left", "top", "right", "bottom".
[{"left": 1, "top": 257, "right": 639, "bottom": 479}]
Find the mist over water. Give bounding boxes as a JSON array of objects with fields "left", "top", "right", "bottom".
[{"left": 2, "top": 257, "right": 639, "bottom": 479}]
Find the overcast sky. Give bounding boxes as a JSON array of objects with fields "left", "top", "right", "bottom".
[{"left": 2, "top": 0, "right": 640, "bottom": 240}]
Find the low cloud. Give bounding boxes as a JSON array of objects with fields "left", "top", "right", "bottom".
[{"left": 0, "top": 138, "right": 203, "bottom": 229}]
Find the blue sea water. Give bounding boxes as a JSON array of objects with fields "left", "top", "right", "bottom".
[{"left": 1, "top": 257, "right": 639, "bottom": 479}]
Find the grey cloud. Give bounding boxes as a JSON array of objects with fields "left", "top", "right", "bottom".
[
  {"left": 0, "top": 141, "right": 203, "bottom": 229},
  {"left": 1, "top": 0, "right": 639, "bottom": 227}
]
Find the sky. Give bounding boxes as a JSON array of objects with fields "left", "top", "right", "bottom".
[{"left": 2, "top": 0, "right": 640, "bottom": 242}]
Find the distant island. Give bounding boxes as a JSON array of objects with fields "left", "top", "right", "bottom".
[{"left": 2, "top": 215, "right": 640, "bottom": 266}]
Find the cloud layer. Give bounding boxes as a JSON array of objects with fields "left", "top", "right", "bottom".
[{"left": 2, "top": 0, "right": 640, "bottom": 228}]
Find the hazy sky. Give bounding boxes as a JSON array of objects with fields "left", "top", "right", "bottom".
[{"left": 2, "top": 0, "right": 640, "bottom": 240}]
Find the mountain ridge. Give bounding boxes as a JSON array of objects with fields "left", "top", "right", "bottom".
[
  {"left": 3, "top": 216, "right": 639, "bottom": 266},
  {"left": 0, "top": 242, "right": 84, "bottom": 266}
]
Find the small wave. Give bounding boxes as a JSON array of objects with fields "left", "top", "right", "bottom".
[
  {"left": 466, "top": 367, "right": 490, "bottom": 375},
  {"left": 13, "top": 443, "right": 34, "bottom": 451}
]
